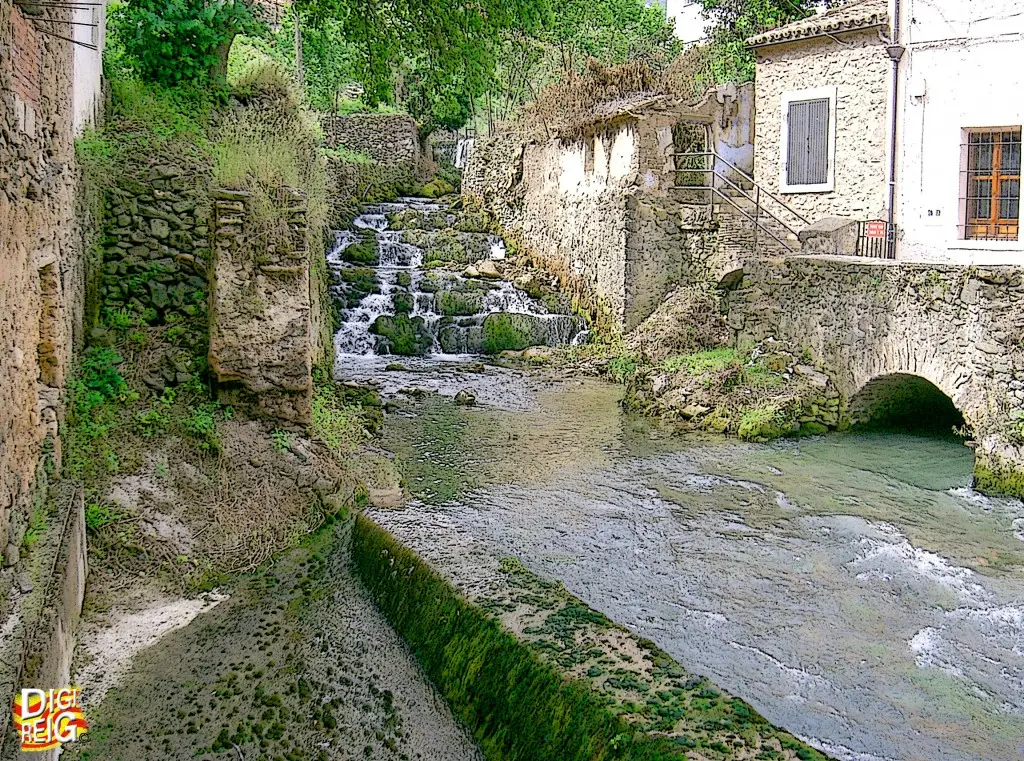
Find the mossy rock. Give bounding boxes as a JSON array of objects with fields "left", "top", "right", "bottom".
[
  {"left": 420, "top": 177, "right": 456, "bottom": 198},
  {"left": 371, "top": 314, "right": 432, "bottom": 356},
  {"left": 422, "top": 232, "right": 470, "bottom": 265},
  {"left": 481, "top": 313, "right": 534, "bottom": 355},
  {"left": 337, "top": 268, "right": 378, "bottom": 309},
  {"left": 452, "top": 209, "right": 491, "bottom": 234},
  {"left": 437, "top": 291, "right": 482, "bottom": 316},
  {"left": 393, "top": 288, "right": 413, "bottom": 314},
  {"left": 340, "top": 237, "right": 378, "bottom": 265}
]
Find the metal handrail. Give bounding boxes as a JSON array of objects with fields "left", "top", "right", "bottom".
[
  {"left": 672, "top": 150, "right": 811, "bottom": 227},
  {"left": 681, "top": 167, "right": 801, "bottom": 243}
]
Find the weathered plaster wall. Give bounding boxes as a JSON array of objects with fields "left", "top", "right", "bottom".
[
  {"left": 730, "top": 256, "right": 1024, "bottom": 493},
  {"left": 753, "top": 31, "right": 890, "bottom": 225},
  {"left": 464, "top": 87, "right": 754, "bottom": 332},
  {"left": 895, "top": 1, "right": 1024, "bottom": 264},
  {"left": 321, "top": 113, "right": 420, "bottom": 172},
  {"left": 0, "top": 2, "right": 89, "bottom": 563},
  {"left": 71, "top": 1, "right": 105, "bottom": 134},
  {"left": 209, "top": 188, "right": 314, "bottom": 425}
]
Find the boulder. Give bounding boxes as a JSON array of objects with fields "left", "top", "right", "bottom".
[{"left": 454, "top": 389, "right": 477, "bottom": 406}]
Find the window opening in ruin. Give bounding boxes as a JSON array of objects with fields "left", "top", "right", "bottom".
[
  {"left": 36, "top": 262, "right": 60, "bottom": 388},
  {"left": 584, "top": 136, "right": 596, "bottom": 174},
  {"left": 672, "top": 121, "right": 708, "bottom": 190},
  {"left": 961, "top": 128, "right": 1020, "bottom": 241}
]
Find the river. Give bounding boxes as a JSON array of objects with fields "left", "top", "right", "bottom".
[
  {"left": 334, "top": 357, "right": 1024, "bottom": 761},
  {"left": 330, "top": 198, "right": 1024, "bottom": 761}
]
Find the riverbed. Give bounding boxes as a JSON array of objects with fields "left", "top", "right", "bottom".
[{"left": 356, "top": 360, "right": 1024, "bottom": 761}]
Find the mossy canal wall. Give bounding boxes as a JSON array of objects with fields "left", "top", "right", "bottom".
[{"left": 351, "top": 513, "right": 830, "bottom": 761}]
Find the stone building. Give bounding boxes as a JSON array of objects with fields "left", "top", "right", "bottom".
[
  {"left": 1, "top": 1, "right": 105, "bottom": 754},
  {"left": 749, "top": 0, "right": 1023, "bottom": 264},
  {"left": 747, "top": 0, "right": 892, "bottom": 226},
  {"left": 464, "top": 85, "right": 755, "bottom": 331}
]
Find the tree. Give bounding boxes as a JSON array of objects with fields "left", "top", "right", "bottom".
[
  {"left": 698, "top": 0, "right": 831, "bottom": 81},
  {"left": 110, "top": 0, "right": 266, "bottom": 86},
  {"left": 297, "top": 0, "right": 550, "bottom": 108}
]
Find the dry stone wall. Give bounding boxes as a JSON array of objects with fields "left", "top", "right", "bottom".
[
  {"left": 730, "top": 256, "right": 1024, "bottom": 494},
  {"left": 321, "top": 113, "right": 420, "bottom": 172},
  {"left": 208, "top": 188, "right": 314, "bottom": 425}
]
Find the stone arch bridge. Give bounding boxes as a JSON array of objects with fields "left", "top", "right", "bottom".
[{"left": 729, "top": 256, "right": 1024, "bottom": 496}]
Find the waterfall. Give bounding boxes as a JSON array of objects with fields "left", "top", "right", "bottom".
[
  {"left": 327, "top": 198, "right": 583, "bottom": 358},
  {"left": 454, "top": 138, "right": 474, "bottom": 169}
]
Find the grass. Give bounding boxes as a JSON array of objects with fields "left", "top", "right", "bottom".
[{"left": 662, "top": 348, "right": 740, "bottom": 375}]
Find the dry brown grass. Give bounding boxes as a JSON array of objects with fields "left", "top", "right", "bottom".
[{"left": 524, "top": 47, "right": 716, "bottom": 137}]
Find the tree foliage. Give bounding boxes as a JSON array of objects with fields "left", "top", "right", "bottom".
[
  {"left": 110, "top": 0, "right": 266, "bottom": 86},
  {"left": 699, "top": 0, "right": 830, "bottom": 81}
]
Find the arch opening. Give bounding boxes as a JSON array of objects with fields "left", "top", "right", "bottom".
[{"left": 849, "top": 374, "right": 966, "bottom": 436}]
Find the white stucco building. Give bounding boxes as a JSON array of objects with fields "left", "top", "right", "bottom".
[
  {"left": 893, "top": 0, "right": 1023, "bottom": 264},
  {"left": 72, "top": 0, "right": 106, "bottom": 133}
]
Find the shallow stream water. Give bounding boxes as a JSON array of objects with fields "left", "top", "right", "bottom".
[{"left": 349, "top": 364, "right": 1024, "bottom": 761}]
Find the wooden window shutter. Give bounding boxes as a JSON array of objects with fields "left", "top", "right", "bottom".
[{"left": 787, "top": 98, "right": 830, "bottom": 186}]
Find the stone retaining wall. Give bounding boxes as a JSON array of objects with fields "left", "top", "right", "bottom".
[
  {"left": 100, "top": 163, "right": 212, "bottom": 329},
  {"left": 208, "top": 188, "right": 313, "bottom": 425},
  {"left": 729, "top": 256, "right": 1024, "bottom": 494},
  {"left": 321, "top": 113, "right": 420, "bottom": 171},
  {"left": 0, "top": 483, "right": 87, "bottom": 760}
]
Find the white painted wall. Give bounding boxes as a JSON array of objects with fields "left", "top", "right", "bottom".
[
  {"left": 895, "top": 0, "right": 1024, "bottom": 264},
  {"left": 72, "top": 0, "right": 106, "bottom": 134},
  {"left": 665, "top": 0, "right": 706, "bottom": 44}
]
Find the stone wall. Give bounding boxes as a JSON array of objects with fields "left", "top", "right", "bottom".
[
  {"left": 464, "top": 87, "right": 754, "bottom": 332},
  {"left": 208, "top": 188, "right": 314, "bottom": 425},
  {"left": 729, "top": 256, "right": 1024, "bottom": 494},
  {"left": 753, "top": 30, "right": 890, "bottom": 224},
  {"left": 0, "top": 1, "right": 91, "bottom": 569},
  {"left": 321, "top": 113, "right": 420, "bottom": 172},
  {"left": 0, "top": 484, "right": 87, "bottom": 761}
]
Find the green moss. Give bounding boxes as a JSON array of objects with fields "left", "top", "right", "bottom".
[
  {"left": 338, "top": 268, "right": 378, "bottom": 308},
  {"left": 420, "top": 177, "right": 456, "bottom": 198},
  {"left": 662, "top": 349, "right": 740, "bottom": 376},
  {"left": 438, "top": 291, "right": 481, "bottom": 316},
  {"left": 370, "top": 314, "right": 432, "bottom": 356},
  {"left": 481, "top": 313, "right": 532, "bottom": 355},
  {"left": 352, "top": 516, "right": 658, "bottom": 761},
  {"left": 737, "top": 404, "right": 793, "bottom": 442},
  {"left": 973, "top": 462, "right": 1024, "bottom": 500},
  {"left": 340, "top": 237, "right": 379, "bottom": 265}
]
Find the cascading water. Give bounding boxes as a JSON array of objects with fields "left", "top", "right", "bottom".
[{"left": 327, "top": 198, "right": 583, "bottom": 361}]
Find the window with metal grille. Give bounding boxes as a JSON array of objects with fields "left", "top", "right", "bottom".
[
  {"left": 962, "top": 128, "right": 1021, "bottom": 241},
  {"left": 786, "top": 98, "right": 830, "bottom": 187}
]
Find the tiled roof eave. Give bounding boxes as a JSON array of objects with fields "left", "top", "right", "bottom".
[{"left": 746, "top": 12, "right": 888, "bottom": 48}]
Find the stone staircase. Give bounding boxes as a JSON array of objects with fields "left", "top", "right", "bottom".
[{"left": 714, "top": 186, "right": 801, "bottom": 258}]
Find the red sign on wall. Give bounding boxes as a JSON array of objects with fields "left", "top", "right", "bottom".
[{"left": 865, "top": 220, "right": 887, "bottom": 239}]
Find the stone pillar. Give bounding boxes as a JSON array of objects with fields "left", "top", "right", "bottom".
[{"left": 208, "top": 187, "right": 313, "bottom": 425}]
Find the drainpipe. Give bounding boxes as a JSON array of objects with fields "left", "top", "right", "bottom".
[{"left": 885, "top": 0, "right": 905, "bottom": 259}]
